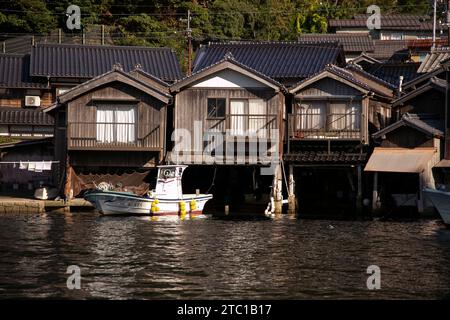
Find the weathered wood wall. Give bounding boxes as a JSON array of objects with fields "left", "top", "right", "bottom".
[
  {"left": 381, "top": 126, "right": 434, "bottom": 148},
  {"left": 66, "top": 82, "right": 166, "bottom": 151},
  {"left": 175, "top": 88, "right": 281, "bottom": 137}
]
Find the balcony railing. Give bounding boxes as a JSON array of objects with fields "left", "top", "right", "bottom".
[
  {"left": 289, "top": 112, "right": 362, "bottom": 140},
  {"left": 208, "top": 114, "right": 279, "bottom": 139},
  {"left": 68, "top": 122, "right": 161, "bottom": 150}
]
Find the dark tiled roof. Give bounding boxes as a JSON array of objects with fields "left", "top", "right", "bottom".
[
  {"left": 297, "top": 33, "right": 374, "bottom": 53},
  {"left": 373, "top": 113, "right": 443, "bottom": 138},
  {"left": 173, "top": 53, "right": 285, "bottom": 92},
  {"left": 30, "top": 43, "right": 183, "bottom": 82},
  {"left": 0, "top": 54, "right": 47, "bottom": 88},
  {"left": 0, "top": 107, "right": 54, "bottom": 125},
  {"left": 284, "top": 151, "right": 367, "bottom": 163},
  {"left": 364, "top": 62, "right": 420, "bottom": 87},
  {"left": 193, "top": 41, "right": 345, "bottom": 82},
  {"left": 346, "top": 64, "right": 397, "bottom": 90},
  {"left": 290, "top": 64, "right": 394, "bottom": 97},
  {"left": 368, "top": 40, "right": 409, "bottom": 61},
  {"left": 329, "top": 14, "right": 433, "bottom": 30}
]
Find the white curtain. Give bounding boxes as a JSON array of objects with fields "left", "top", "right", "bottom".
[
  {"left": 248, "top": 99, "right": 266, "bottom": 137},
  {"left": 347, "top": 103, "right": 360, "bottom": 130},
  {"left": 329, "top": 102, "right": 347, "bottom": 130},
  {"left": 96, "top": 106, "right": 115, "bottom": 143},
  {"left": 116, "top": 106, "right": 136, "bottom": 143},
  {"left": 96, "top": 105, "right": 136, "bottom": 143},
  {"left": 297, "top": 102, "right": 325, "bottom": 130},
  {"left": 329, "top": 102, "right": 360, "bottom": 130},
  {"left": 230, "top": 100, "right": 246, "bottom": 136}
]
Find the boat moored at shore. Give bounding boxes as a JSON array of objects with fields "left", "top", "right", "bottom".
[{"left": 84, "top": 165, "right": 213, "bottom": 217}]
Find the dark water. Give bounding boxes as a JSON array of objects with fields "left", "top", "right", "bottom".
[{"left": 1, "top": 212, "right": 450, "bottom": 299}]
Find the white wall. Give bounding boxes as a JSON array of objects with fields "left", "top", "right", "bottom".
[{"left": 192, "top": 69, "right": 267, "bottom": 88}]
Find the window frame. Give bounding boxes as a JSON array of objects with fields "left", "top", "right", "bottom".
[
  {"left": 95, "top": 103, "right": 138, "bottom": 143},
  {"left": 206, "top": 98, "right": 227, "bottom": 120}
]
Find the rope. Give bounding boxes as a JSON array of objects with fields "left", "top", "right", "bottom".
[
  {"left": 206, "top": 167, "right": 217, "bottom": 194},
  {"left": 280, "top": 160, "right": 289, "bottom": 197}
]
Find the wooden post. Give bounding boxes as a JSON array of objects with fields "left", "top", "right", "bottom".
[
  {"left": 101, "top": 25, "right": 105, "bottom": 45},
  {"left": 356, "top": 165, "right": 363, "bottom": 214},
  {"left": 418, "top": 173, "right": 424, "bottom": 213},
  {"left": 372, "top": 172, "right": 379, "bottom": 211},
  {"left": 288, "top": 164, "right": 296, "bottom": 214},
  {"left": 58, "top": 28, "right": 62, "bottom": 44},
  {"left": 273, "top": 164, "right": 283, "bottom": 214}
]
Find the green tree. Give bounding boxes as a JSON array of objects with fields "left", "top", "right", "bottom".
[{"left": 0, "top": 0, "right": 57, "bottom": 34}]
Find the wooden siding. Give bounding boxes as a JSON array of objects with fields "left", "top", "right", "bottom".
[
  {"left": 381, "top": 126, "right": 435, "bottom": 148},
  {"left": 295, "top": 78, "right": 362, "bottom": 97},
  {"left": 397, "top": 90, "right": 445, "bottom": 119},
  {"left": 66, "top": 82, "right": 166, "bottom": 152},
  {"left": 175, "top": 88, "right": 280, "bottom": 134},
  {"left": 0, "top": 89, "right": 53, "bottom": 108},
  {"left": 69, "top": 150, "right": 159, "bottom": 167},
  {"left": 174, "top": 87, "right": 282, "bottom": 165}
]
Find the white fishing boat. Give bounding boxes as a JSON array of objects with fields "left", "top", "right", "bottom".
[
  {"left": 423, "top": 187, "right": 450, "bottom": 226},
  {"left": 84, "top": 165, "right": 213, "bottom": 217}
]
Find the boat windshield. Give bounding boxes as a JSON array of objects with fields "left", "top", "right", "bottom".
[{"left": 159, "top": 168, "right": 176, "bottom": 179}]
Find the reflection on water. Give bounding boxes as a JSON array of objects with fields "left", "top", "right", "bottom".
[{"left": 0, "top": 212, "right": 450, "bottom": 299}]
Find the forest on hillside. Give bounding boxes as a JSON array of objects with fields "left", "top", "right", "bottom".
[{"left": 0, "top": 0, "right": 439, "bottom": 69}]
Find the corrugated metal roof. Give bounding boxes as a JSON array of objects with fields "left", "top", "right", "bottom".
[
  {"left": 364, "top": 147, "right": 436, "bottom": 173},
  {"left": 193, "top": 41, "right": 345, "bottom": 83},
  {"left": 330, "top": 14, "right": 433, "bottom": 30},
  {"left": 297, "top": 33, "right": 374, "bottom": 53},
  {"left": 0, "top": 54, "right": 47, "bottom": 88},
  {"left": 30, "top": 43, "right": 183, "bottom": 82},
  {"left": 0, "top": 107, "right": 54, "bottom": 125},
  {"left": 417, "top": 49, "right": 450, "bottom": 73}
]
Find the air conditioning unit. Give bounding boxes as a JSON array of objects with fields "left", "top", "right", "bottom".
[{"left": 25, "top": 96, "right": 41, "bottom": 107}]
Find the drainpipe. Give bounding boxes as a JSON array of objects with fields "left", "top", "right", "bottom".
[{"left": 398, "top": 76, "right": 404, "bottom": 97}]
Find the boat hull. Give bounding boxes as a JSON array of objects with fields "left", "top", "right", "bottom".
[
  {"left": 84, "top": 191, "right": 213, "bottom": 217},
  {"left": 423, "top": 188, "right": 450, "bottom": 225}
]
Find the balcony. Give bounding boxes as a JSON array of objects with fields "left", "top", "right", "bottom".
[
  {"left": 288, "top": 112, "right": 363, "bottom": 141},
  {"left": 68, "top": 122, "right": 161, "bottom": 151},
  {"left": 208, "top": 114, "right": 279, "bottom": 140}
]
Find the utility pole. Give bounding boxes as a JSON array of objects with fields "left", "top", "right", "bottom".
[
  {"left": 447, "top": 0, "right": 450, "bottom": 46},
  {"left": 181, "top": 10, "right": 193, "bottom": 76},
  {"left": 433, "top": 0, "right": 437, "bottom": 49}
]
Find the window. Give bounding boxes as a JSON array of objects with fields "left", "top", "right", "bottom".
[
  {"left": 229, "top": 99, "right": 267, "bottom": 136},
  {"left": 207, "top": 98, "right": 226, "bottom": 119},
  {"left": 296, "top": 102, "right": 326, "bottom": 130},
  {"left": 329, "top": 102, "right": 360, "bottom": 131},
  {"left": 96, "top": 105, "right": 137, "bottom": 143}
]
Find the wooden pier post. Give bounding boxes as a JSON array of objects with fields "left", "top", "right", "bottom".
[
  {"left": 288, "top": 164, "right": 296, "bottom": 214},
  {"left": 372, "top": 172, "right": 379, "bottom": 211},
  {"left": 418, "top": 173, "right": 424, "bottom": 213},
  {"left": 356, "top": 165, "right": 363, "bottom": 214},
  {"left": 273, "top": 164, "right": 283, "bottom": 214}
]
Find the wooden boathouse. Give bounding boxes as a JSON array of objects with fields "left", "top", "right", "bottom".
[
  {"left": 47, "top": 66, "right": 173, "bottom": 199},
  {"left": 284, "top": 64, "right": 395, "bottom": 216}
]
